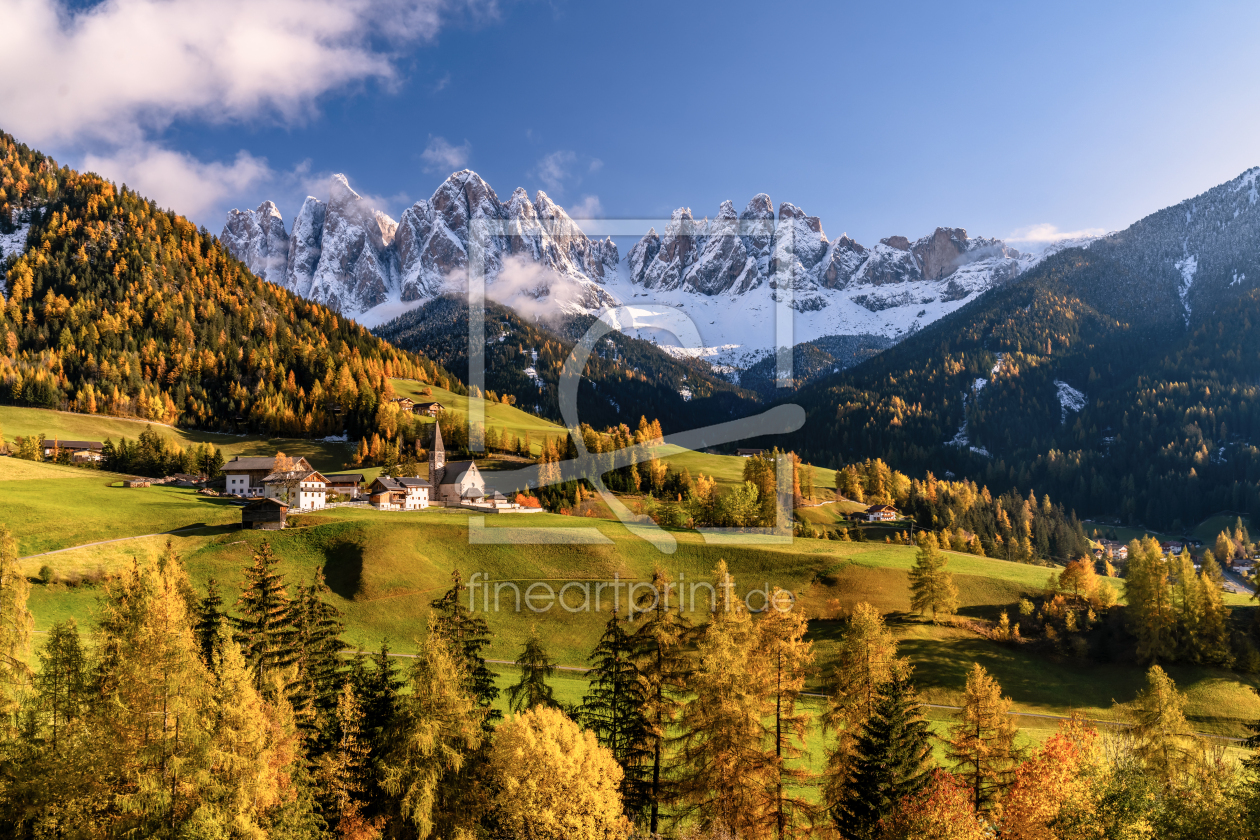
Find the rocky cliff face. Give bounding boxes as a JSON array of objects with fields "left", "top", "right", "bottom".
[
  {"left": 220, "top": 201, "right": 289, "bottom": 284},
  {"left": 222, "top": 170, "right": 618, "bottom": 325},
  {"left": 626, "top": 201, "right": 1034, "bottom": 307}
]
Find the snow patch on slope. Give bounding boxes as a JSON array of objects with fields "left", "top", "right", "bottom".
[
  {"left": 1233, "top": 167, "right": 1259, "bottom": 206},
  {"left": 0, "top": 219, "right": 32, "bottom": 298},
  {"left": 1175, "top": 252, "right": 1198, "bottom": 324},
  {"left": 0, "top": 220, "right": 31, "bottom": 263},
  {"left": 1055, "top": 380, "right": 1086, "bottom": 423}
]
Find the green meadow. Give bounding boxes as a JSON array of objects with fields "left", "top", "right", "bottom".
[
  {"left": 0, "top": 404, "right": 354, "bottom": 474},
  {"left": 9, "top": 496, "right": 1258, "bottom": 741}
]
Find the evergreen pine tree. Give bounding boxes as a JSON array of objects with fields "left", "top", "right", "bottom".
[
  {"left": 506, "top": 629, "right": 561, "bottom": 713},
  {"left": 909, "top": 533, "right": 960, "bottom": 620},
  {"left": 581, "top": 609, "right": 653, "bottom": 824},
  {"left": 318, "top": 682, "right": 376, "bottom": 838},
  {"left": 235, "top": 541, "right": 298, "bottom": 693},
  {"left": 193, "top": 577, "right": 226, "bottom": 674},
  {"left": 429, "top": 569, "right": 500, "bottom": 728},
  {"left": 629, "top": 566, "right": 694, "bottom": 835},
  {"left": 945, "top": 662, "right": 1022, "bottom": 815},
  {"left": 349, "top": 640, "right": 406, "bottom": 824},
  {"left": 823, "top": 602, "right": 908, "bottom": 815},
  {"left": 290, "top": 570, "right": 347, "bottom": 731},
  {"left": 832, "top": 673, "right": 934, "bottom": 840}
]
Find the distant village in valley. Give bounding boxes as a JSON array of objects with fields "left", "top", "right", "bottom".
[
  {"left": 1, "top": 414, "right": 1256, "bottom": 593},
  {"left": 1, "top": 394, "right": 548, "bottom": 532},
  {"left": 231, "top": 420, "right": 543, "bottom": 530}
]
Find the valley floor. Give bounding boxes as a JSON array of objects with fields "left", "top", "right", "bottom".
[{"left": 5, "top": 453, "right": 1256, "bottom": 748}]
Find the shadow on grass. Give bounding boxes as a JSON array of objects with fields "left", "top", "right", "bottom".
[{"left": 322, "top": 537, "right": 366, "bottom": 601}]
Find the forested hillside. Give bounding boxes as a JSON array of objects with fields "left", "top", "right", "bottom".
[
  {"left": 0, "top": 132, "right": 452, "bottom": 441},
  {"left": 779, "top": 244, "right": 1260, "bottom": 530},
  {"left": 374, "top": 295, "right": 760, "bottom": 433}
]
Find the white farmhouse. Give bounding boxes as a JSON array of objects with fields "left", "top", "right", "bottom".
[{"left": 263, "top": 469, "right": 329, "bottom": 511}]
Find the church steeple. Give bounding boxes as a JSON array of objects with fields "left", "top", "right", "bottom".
[{"left": 429, "top": 421, "right": 445, "bottom": 484}]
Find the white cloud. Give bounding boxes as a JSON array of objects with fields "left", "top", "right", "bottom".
[
  {"left": 535, "top": 151, "right": 577, "bottom": 193},
  {"left": 0, "top": 0, "right": 465, "bottom": 147},
  {"left": 421, "top": 136, "right": 472, "bottom": 173},
  {"left": 0, "top": 0, "right": 481, "bottom": 223},
  {"left": 1006, "top": 222, "right": 1108, "bottom": 244},
  {"left": 439, "top": 255, "right": 597, "bottom": 320},
  {"left": 83, "top": 144, "right": 272, "bottom": 219},
  {"left": 565, "top": 195, "right": 603, "bottom": 220}
]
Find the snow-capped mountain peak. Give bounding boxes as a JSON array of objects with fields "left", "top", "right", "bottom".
[{"left": 223, "top": 170, "right": 617, "bottom": 326}]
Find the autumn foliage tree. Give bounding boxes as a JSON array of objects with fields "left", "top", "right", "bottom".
[
  {"left": 944, "top": 663, "right": 1022, "bottom": 815},
  {"left": 1000, "top": 717, "right": 1099, "bottom": 840},
  {"left": 487, "top": 706, "right": 631, "bottom": 840}
]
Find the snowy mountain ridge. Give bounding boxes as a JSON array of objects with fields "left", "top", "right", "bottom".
[
  {"left": 223, "top": 170, "right": 1091, "bottom": 366},
  {"left": 600, "top": 204, "right": 1094, "bottom": 369},
  {"left": 222, "top": 170, "right": 619, "bottom": 326}
]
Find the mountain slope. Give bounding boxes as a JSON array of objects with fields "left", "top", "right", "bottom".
[
  {"left": 0, "top": 131, "right": 450, "bottom": 440},
  {"left": 776, "top": 168, "right": 1260, "bottom": 529},
  {"left": 372, "top": 296, "right": 760, "bottom": 433}
]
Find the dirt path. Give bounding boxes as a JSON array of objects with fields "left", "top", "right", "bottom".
[{"left": 18, "top": 525, "right": 214, "bottom": 561}]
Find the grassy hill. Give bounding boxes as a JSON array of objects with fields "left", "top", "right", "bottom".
[
  {"left": 11, "top": 498, "right": 1258, "bottom": 741},
  {"left": 0, "top": 404, "right": 354, "bottom": 475},
  {"left": 0, "top": 457, "right": 241, "bottom": 556}
]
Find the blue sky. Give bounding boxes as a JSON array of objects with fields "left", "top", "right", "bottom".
[{"left": 4, "top": 0, "right": 1260, "bottom": 247}]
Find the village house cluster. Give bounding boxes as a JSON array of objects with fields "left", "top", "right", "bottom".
[{"left": 233, "top": 423, "right": 528, "bottom": 529}]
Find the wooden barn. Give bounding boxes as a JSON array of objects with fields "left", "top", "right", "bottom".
[{"left": 242, "top": 497, "right": 289, "bottom": 530}]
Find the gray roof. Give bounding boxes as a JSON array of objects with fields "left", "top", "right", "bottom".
[
  {"left": 225, "top": 456, "right": 278, "bottom": 472},
  {"left": 371, "top": 477, "right": 403, "bottom": 491},
  {"left": 398, "top": 477, "right": 431, "bottom": 488},
  {"left": 439, "top": 460, "right": 478, "bottom": 486},
  {"left": 245, "top": 497, "right": 288, "bottom": 509},
  {"left": 227, "top": 455, "right": 313, "bottom": 474},
  {"left": 324, "top": 473, "right": 365, "bottom": 484}
]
